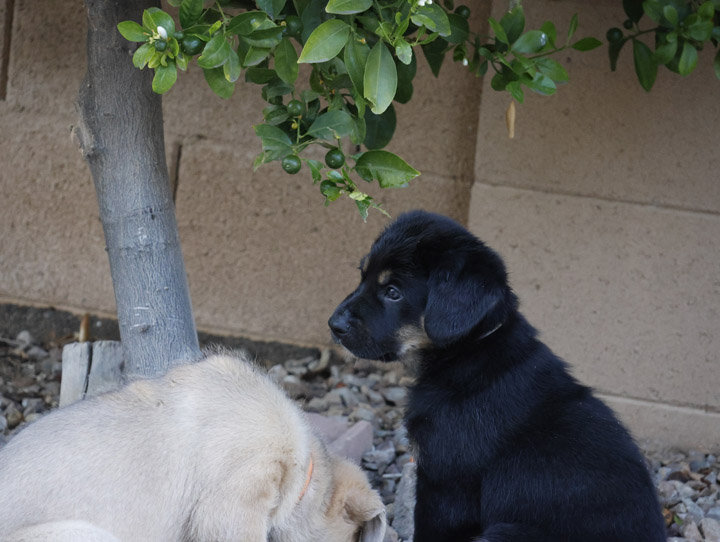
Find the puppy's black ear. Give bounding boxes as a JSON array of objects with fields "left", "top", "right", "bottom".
[{"left": 424, "top": 252, "right": 508, "bottom": 347}]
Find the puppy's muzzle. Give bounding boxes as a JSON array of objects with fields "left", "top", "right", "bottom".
[{"left": 328, "top": 309, "right": 352, "bottom": 339}]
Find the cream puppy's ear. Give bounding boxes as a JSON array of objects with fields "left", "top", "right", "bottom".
[{"left": 344, "top": 487, "right": 387, "bottom": 542}]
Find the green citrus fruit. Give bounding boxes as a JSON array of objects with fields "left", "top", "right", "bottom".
[
  {"left": 173, "top": 31, "right": 184, "bottom": 40},
  {"left": 325, "top": 148, "right": 345, "bottom": 169},
  {"left": 282, "top": 154, "right": 302, "bottom": 174},
  {"left": 181, "top": 35, "right": 204, "bottom": 56},
  {"left": 606, "top": 27, "right": 624, "bottom": 43},
  {"left": 287, "top": 99, "right": 304, "bottom": 117},
  {"left": 284, "top": 15, "right": 303, "bottom": 37},
  {"left": 154, "top": 40, "right": 168, "bottom": 52},
  {"left": 622, "top": 19, "right": 634, "bottom": 30},
  {"left": 455, "top": 5, "right": 471, "bottom": 19}
]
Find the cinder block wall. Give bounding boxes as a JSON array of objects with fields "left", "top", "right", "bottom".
[
  {"left": 470, "top": 0, "right": 720, "bottom": 448},
  {"left": 0, "top": 0, "right": 718, "bottom": 448}
]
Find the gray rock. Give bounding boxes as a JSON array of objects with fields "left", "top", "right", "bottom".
[
  {"left": 658, "top": 480, "right": 682, "bottom": 506},
  {"left": 0, "top": 415, "right": 7, "bottom": 433},
  {"left": 305, "top": 397, "right": 329, "bottom": 413},
  {"left": 351, "top": 405, "right": 377, "bottom": 424},
  {"left": 682, "top": 498, "right": 706, "bottom": 524},
  {"left": 280, "top": 375, "right": 306, "bottom": 399},
  {"left": 267, "top": 364, "right": 288, "bottom": 383},
  {"left": 363, "top": 440, "right": 396, "bottom": 473},
  {"left": 15, "top": 330, "right": 35, "bottom": 346},
  {"left": 327, "top": 421, "right": 374, "bottom": 464},
  {"left": 682, "top": 520, "right": 703, "bottom": 542},
  {"left": 708, "top": 507, "right": 720, "bottom": 521},
  {"left": 4, "top": 404, "right": 23, "bottom": 429},
  {"left": 702, "top": 517, "right": 720, "bottom": 542},
  {"left": 667, "top": 538, "right": 688, "bottom": 542},
  {"left": 382, "top": 387, "right": 407, "bottom": 406},
  {"left": 333, "top": 387, "right": 359, "bottom": 408},
  {"left": 393, "top": 462, "right": 416, "bottom": 541}
]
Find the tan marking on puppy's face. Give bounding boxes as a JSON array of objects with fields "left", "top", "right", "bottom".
[
  {"left": 377, "top": 269, "right": 392, "bottom": 286},
  {"left": 396, "top": 319, "right": 430, "bottom": 372}
]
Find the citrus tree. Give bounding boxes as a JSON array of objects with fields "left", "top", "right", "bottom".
[{"left": 118, "top": 0, "right": 602, "bottom": 219}]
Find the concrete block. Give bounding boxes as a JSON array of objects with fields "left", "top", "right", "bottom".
[
  {"left": 174, "top": 140, "right": 470, "bottom": 345},
  {"left": 469, "top": 184, "right": 720, "bottom": 413},
  {"left": 475, "top": 0, "right": 720, "bottom": 213},
  {"left": 6, "top": 0, "right": 85, "bottom": 114},
  {"left": 0, "top": 110, "right": 115, "bottom": 313}
]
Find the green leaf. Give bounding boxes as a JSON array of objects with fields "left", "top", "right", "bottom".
[
  {"left": 203, "top": 67, "right": 235, "bottom": 98},
  {"left": 257, "top": 0, "right": 287, "bottom": 19},
  {"left": 395, "top": 39, "right": 413, "bottom": 65},
  {"left": 351, "top": 115, "right": 366, "bottom": 145},
  {"left": 540, "top": 21, "right": 557, "bottom": 47},
  {"left": 228, "top": 12, "right": 269, "bottom": 35},
  {"left": 522, "top": 71, "right": 556, "bottom": 95},
  {"left": 698, "top": 1, "right": 715, "bottom": 20},
  {"left": 714, "top": 49, "right": 720, "bottom": 81},
  {"left": 224, "top": 48, "right": 242, "bottom": 82},
  {"left": 632, "top": 39, "right": 657, "bottom": 91},
  {"left": 148, "top": 9, "right": 176, "bottom": 36},
  {"left": 298, "top": 20, "right": 351, "bottom": 63},
  {"left": 254, "top": 124, "right": 293, "bottom": 159},
  {"left": 180, "top": 0, "right": 203, "bottom": 29},
  {"left": 307, "top": 110, "right": 355, "bottom": 139},
  {"left": 663, "top": 5, "right": 678, "bottom": 26},
  {"left": 567, "top": 13, "right": 578, "bottom": 42},
  {"left": 345, "top": 37, "right": 370, "bottom": 95},
  {"left": 262, "top": 105, "right": 290, "bottom": 125},
  {"left": 446, "top": 13, "right": 470, "bottom": 44},
  {"left": 363, "top": 105, "right": 396, "bottom": 150},
  {"left": 653, "top": 39, "right": 677, "bottom": 64},
  {"left": 241, "top": 44, "right": 272, "bottom": 67},
  {"left": 152, "top": 62, "right": 177, "bottom": 94},
  {"left": 355, "top": 150, "right": 420, "bottom": 188},
  {"left": 421, "top": 38, "right": 447, "bottom": 77},
  {"left": 488, "top": 17, "right": 509, "bottom": 44},
  {"left": 512, "top": 31, "right": 548, "bottom": 54},
  {"left": 244, "top": 27, "right": 284, "bottom": 48},
  {"left": 197, "top": 34, "right": 232, "bottom": 68},
  {"left": 132, "top": 42, "right": 155, "bottom": 68},
  {"left": 364, "top": 41, "right": 397, "bottom": 115},
  {"left": 168, "top": 0, "right": 182, "bottom": 6},
  {"left": 677, "top": 41, "right": 698, "bottom": 76},
  {"left": 571, "top": 37, "right": 603, "bottom": 51},
  {"left": 326, "top": 0, "right": 372, "bottom": 15},
  {"left": 245, "top": 67, "right": 277, "bottom": 83},
  {"left": 307, "top": 159, "right": 324, "bottom": 183},
  {"left": 118, "top": 21, "right": 148, "bottom": 42},
  {"left": 643, "top": 1, "right": 663, "bottom": 23},
  {"left": 411, "top": 5, "right": 451, "bottom": 37},
  {"left": 623, "top": 0, "right": 644, "bottom": 23},
  {"left": 395, "top": 52, "right": 416, "bottom": 103},
  {"left": 500, "top": 5, "right": 525, "bottom": 44},
  {"left": 275, "top": 38, "right": 299, "bottom": 84},
  {"left": 506, "top": 81, "right": 524, "bottom": 103},
  {"left": 535, "top": 58, "right": 569, "bottom": 83}
]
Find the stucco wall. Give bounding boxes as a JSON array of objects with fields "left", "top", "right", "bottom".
[{"left": 0, "top": 0, "right": 718, "bottom": 447}]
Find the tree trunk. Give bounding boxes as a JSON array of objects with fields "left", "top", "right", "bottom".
[{"left": 75, "top": 0, "right": 200, "bottom": 377}]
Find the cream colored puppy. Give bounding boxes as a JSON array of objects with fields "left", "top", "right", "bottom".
[{"left": 0, "top": 353, "right": 386, "bottom": 542}]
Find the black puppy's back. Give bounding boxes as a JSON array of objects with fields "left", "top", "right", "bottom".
[{"left": 383, "top": 212, "right": 666, "bottom": 542}]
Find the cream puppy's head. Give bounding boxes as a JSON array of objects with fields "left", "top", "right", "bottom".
[
  {"left": 324, "top": 458, "right": 387, "bottom": 542},
  {"left": 273, "top": 454, "right": 386, "bottom": 542}
]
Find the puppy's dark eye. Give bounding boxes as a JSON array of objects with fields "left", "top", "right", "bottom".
[{"left": 384, "top": 286, "right": 402, "bottom": 301}]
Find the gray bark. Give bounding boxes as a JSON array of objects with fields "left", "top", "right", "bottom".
[{"left": 75, "top": 0, "right": 200, "bottom": 377}]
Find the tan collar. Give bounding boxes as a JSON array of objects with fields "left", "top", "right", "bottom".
[{"left": 297, "top": 456, "right": 314, "bottom": 502}]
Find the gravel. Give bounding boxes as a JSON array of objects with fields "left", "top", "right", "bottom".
[{"left": 2, "top": 330, "right": 719, "bottom": 541}]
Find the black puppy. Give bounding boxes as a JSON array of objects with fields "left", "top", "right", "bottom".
[{"left": 329, "top": 210, "right": 666, "bottom": 542}]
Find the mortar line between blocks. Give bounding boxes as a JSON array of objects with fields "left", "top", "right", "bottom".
[
  {"left": 473, "top": 181, "right": 720, "bottom": 220},
  {"left": 0, "top": 0, "right": 15, "bottom": 101}
]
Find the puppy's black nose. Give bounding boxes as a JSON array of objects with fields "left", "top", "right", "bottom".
[{"left": 328, "top": 311, "right": 351, "bottom": 336}]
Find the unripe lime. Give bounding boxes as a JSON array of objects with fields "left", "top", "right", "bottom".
[
  {"left": 325, "top": 148, "right": 345, "bottom": 169},
  {"left": 287, "top": 99, "right": 304, "bottom": 117},
  {"left": 282, "top": 154, "right": 302, "bottom": 174}
]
